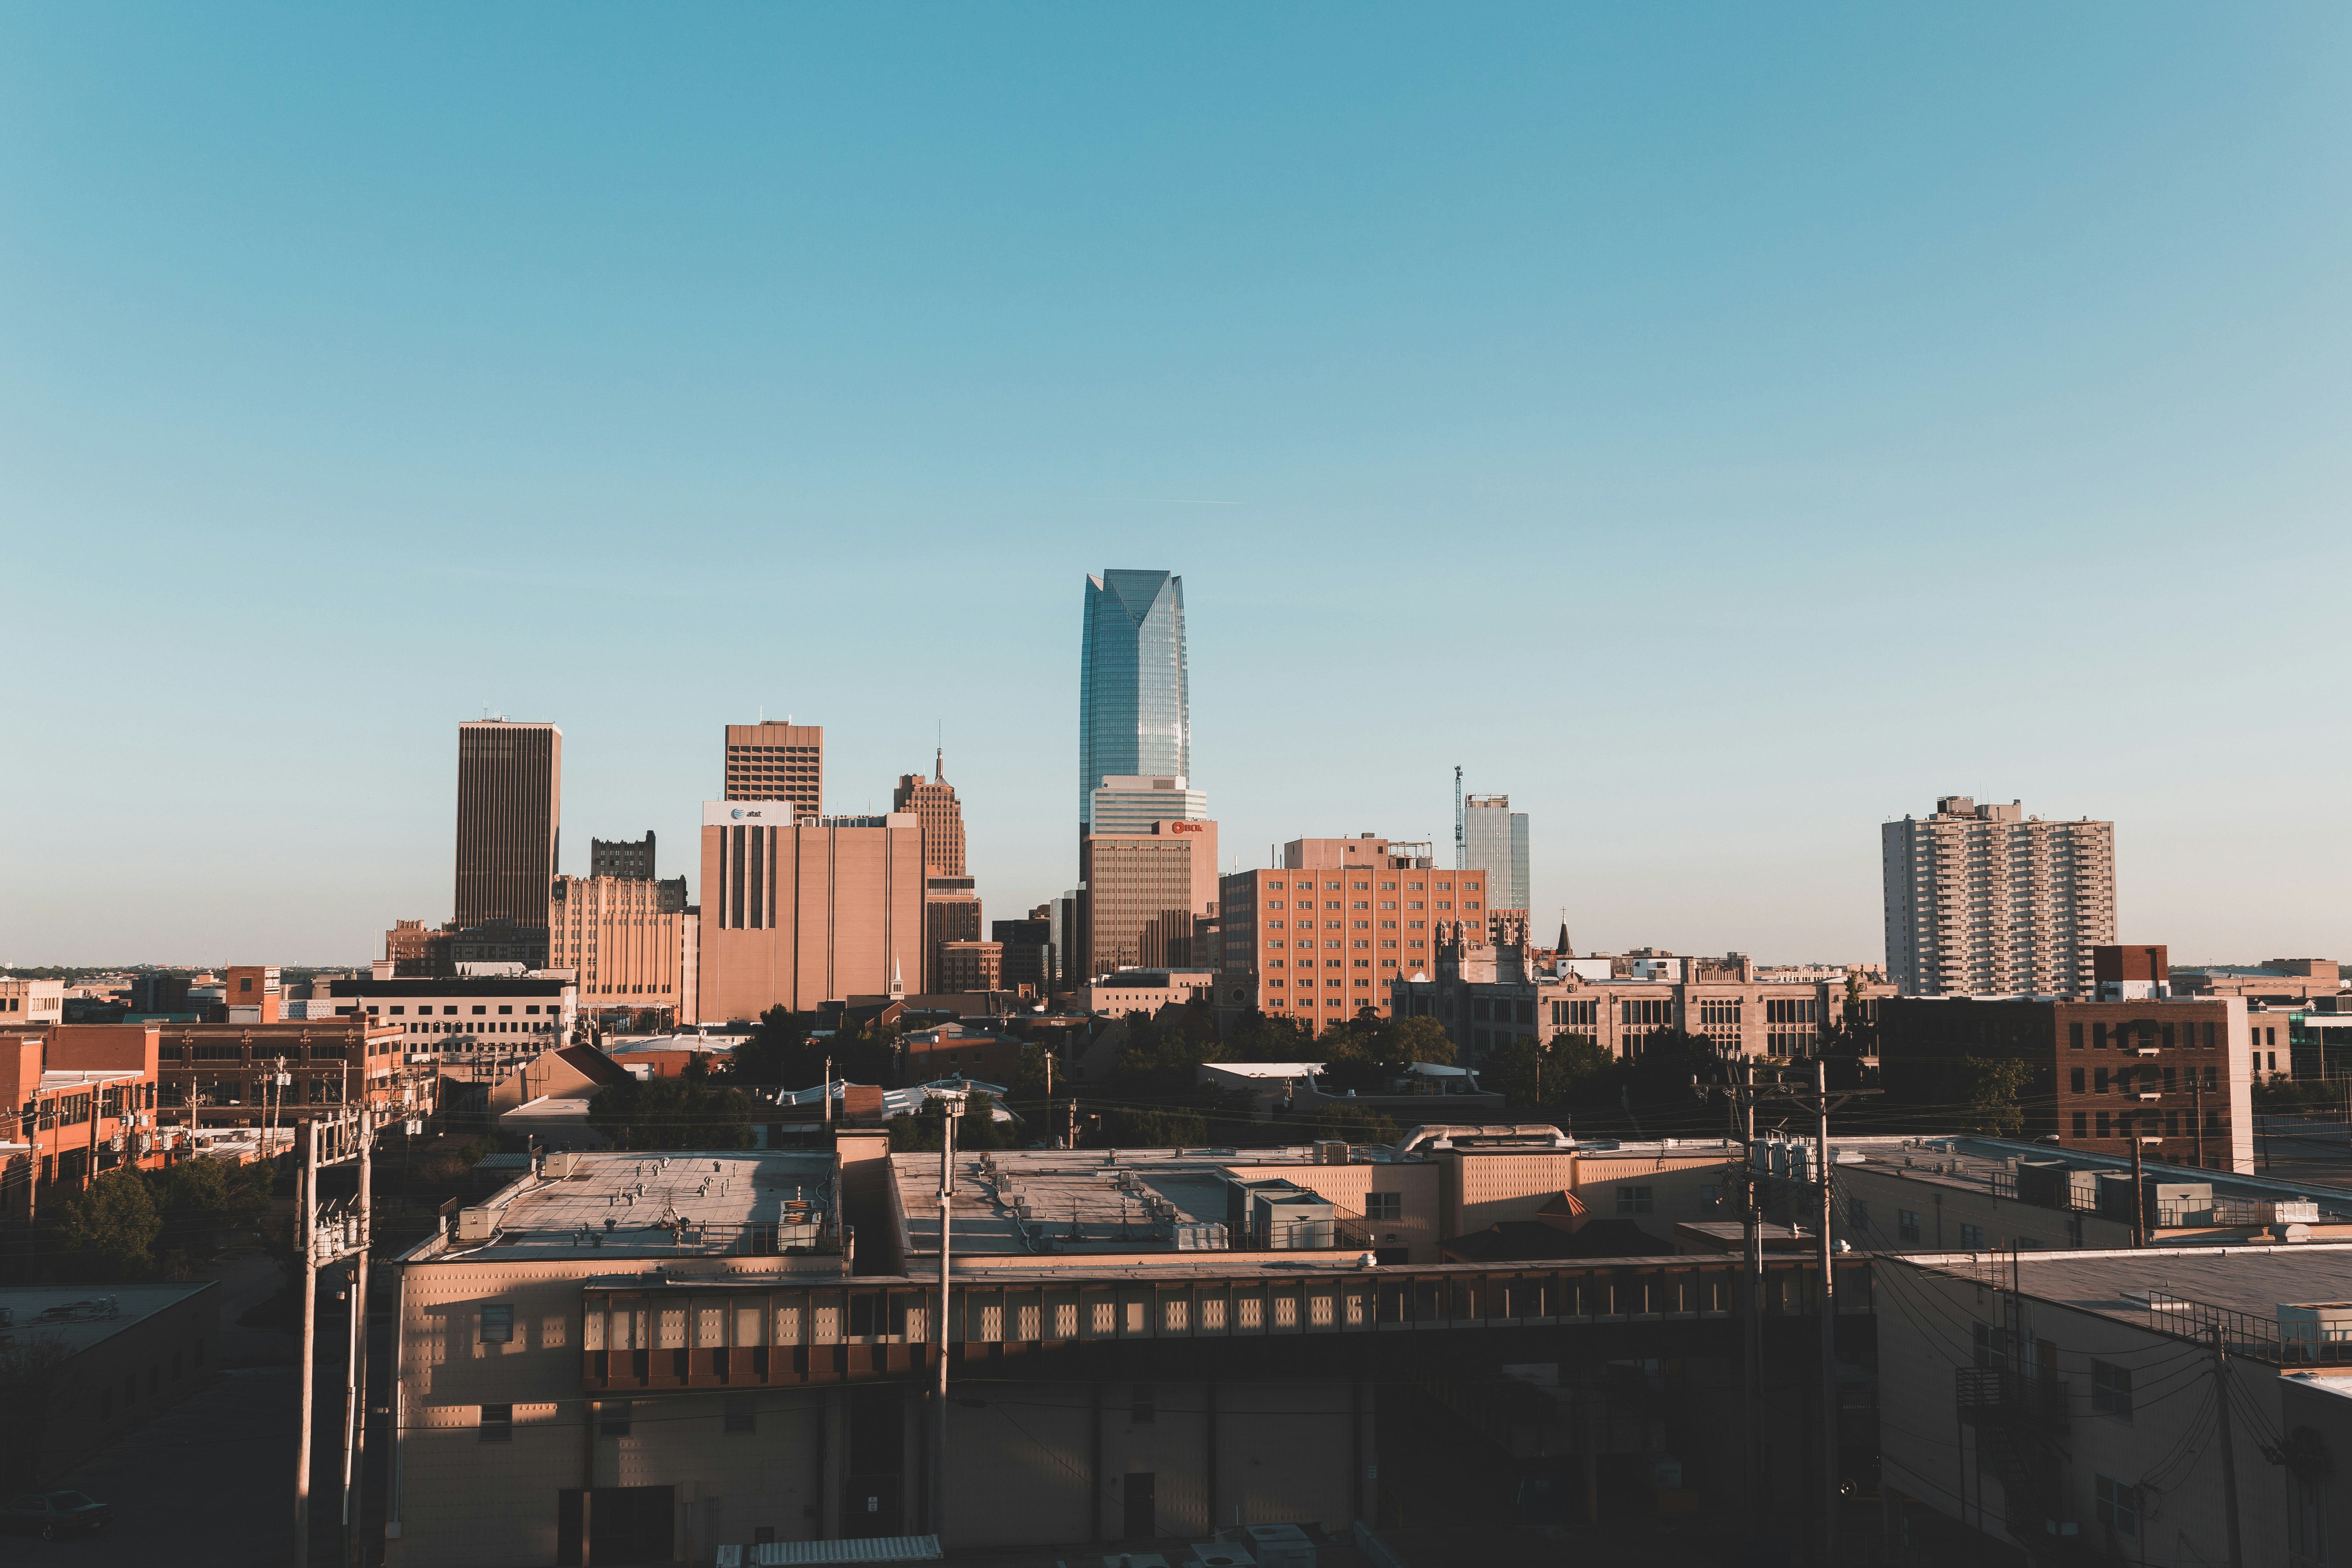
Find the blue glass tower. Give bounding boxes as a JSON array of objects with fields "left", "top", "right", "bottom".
[{"left": 1079, "top": 570, "right": 1190, "bottom": 828}]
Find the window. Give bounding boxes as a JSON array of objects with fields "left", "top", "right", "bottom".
[
  {"left": 480, "top": 1404, "right": 513, "bottom": 1443},
  {"left": 2073, "top": 1112, "right": 2088, "bottom": 1137},
  {"left": 2093, "top": 1067, "right": 2109, "bottom": 1093},
  {"left": 2094, "top": 1474, "right": 2138, "bottom": 1537},
  {"left": 2092, "top": 1360, "right": 2133, "bottom": 1420},
  {"left": 1898, "top": 1210, "right": 1921, "bottom": 1242},
  {"left": 2070, "top": 1022, "right": 2084, "bottom": 1048},
  {"left": 599, "top": 1401, "right": 632, "bottom": 1437},
  {"left": 2070, "top": 1068, "right": 2085, "bottom": 1092},
  {"left": 2096, "top": 1111, "right": 2111, "bottom": 1137},
  {"left": 1615, "top": 1186, "right": 1653, "bottom": 1215},
  {"left": 724, "top": 1394, "right": 757, "bottom": 1434},
  {"left": 1958, "top": 1223, "right": 1984, "bottom": 1248},
  {"left": 1366, "top": 1192, "right": 1402, "bottom": 1222},
  {"left": 480, "top": 1304, "right": 514, "bottom": 1343}
]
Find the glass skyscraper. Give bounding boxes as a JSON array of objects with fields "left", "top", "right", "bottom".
[
  {"left": 1078, "top": 570, "right": 1190, "bottom": 827},
  {"left": 1462, "top": 793, "right": 1531, "bottom": 913}
]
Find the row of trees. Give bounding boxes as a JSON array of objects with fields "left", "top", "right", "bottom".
[{"left": 40, "top": 1158, "right": 275, "bottom": 1281}]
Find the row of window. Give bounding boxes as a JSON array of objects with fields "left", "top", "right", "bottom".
[
  {"left": 1262, "top": 880, "right": 1474, "bottom": 892},
  {"left": 1264, "top": 901, "right": 1474, "bottom": 912},
  {"left": 2070, "top": 1021, "right": 2219, "bottom": 1050},
  {"left": 2074, "top": 1110, "right": 2224, "bottom": 1138},
  {"left": 95, "top": 1339, "right": 203, "bottom": 1424},
  {"left": 2071, "top": 1065, "right": 2218, "bottom": 1094}
]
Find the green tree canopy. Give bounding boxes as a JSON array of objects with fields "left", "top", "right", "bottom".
[
  {"left": 586, "top": 1078, "right": 756, "bottom": 1150},
  {"left": 1962, "top": 1055, "right": 2034, "bottom": 1138},
  {"left": 1482, "top": 1032, "right": 1611, "bottom": 1111},
  {"left": 1316, "top": 1012, "right": 1455, "bottom": 1091},
  {"left": 1307, "top": 1102, "right": 1400, "bottom": 1145},
  {"left": 52, "top": 1168, "right": 163, "bottom": 1280}
]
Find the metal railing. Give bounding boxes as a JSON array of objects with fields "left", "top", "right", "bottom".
[{"left": 2139, "top": 1289, "right": 2352, "bottom": 1365}]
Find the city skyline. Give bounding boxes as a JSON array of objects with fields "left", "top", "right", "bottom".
[{"left": 6, "top": 8, "right": 2349, "bottom": 965}]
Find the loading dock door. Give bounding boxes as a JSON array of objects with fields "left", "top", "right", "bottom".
[{"left": 1123, "top": 1472, "right": 1156, "bottom": 1540}]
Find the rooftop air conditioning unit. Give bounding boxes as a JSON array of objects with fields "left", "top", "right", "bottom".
[
  {"left": 1241, "top": 1523, "right": 1317, "bottom": 1568},
  {"left": 454, "top": 1208, "right": 497, "bottom": 1244},
  {"left": 1189, "top": 1547, "right": 1258, "bottom": 1568}
]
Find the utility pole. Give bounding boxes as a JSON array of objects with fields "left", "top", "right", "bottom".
[
  {"left": 2129, "top": 1133, "right": 2147, "bottom": 1247},
  {"left": 295, "top": 1118, "right": 319, "bottom": 1567},
  {"left": 934, "top": 1099, "right": 960, "bottom": 1538},
  {"left": 2193, "top": 1076, "right": 2205, "bottom": 1170},
  {"left": 1814, "top": 1056, "right": 1838, "bottom": 1568},
  {"left": 1739, "top": 1059, "right": 1762, "bottom": 1533},
  {"left": 342, "top": 1110, "right": 372, "bottom": 1568},
  {"left": 2209, "top": 1326, "right": 2245, "bottom": 1568}
]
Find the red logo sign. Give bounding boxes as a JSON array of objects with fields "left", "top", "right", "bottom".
[{"left": 1166, "top": 820, "right": 1205, "bottom": 834}]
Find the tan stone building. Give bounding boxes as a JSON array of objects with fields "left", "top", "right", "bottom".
[
  {"left": 697, "top": 803, "right": 924, "bottom": 1022},
  {"left": 934, "top": 941, "right": 1002, "bottom": 995},
  {"left": 921, "top": 874, "right": 982, "bottom": 994},
  {"left": 892, "top": 754, "right": 966, "bottom": 877},
  {"left": 549, "top": 875, "right": 698, "bottom": 1020},
  {"left": 0, "top": 976, "right": 65, "bottom": 1025},
  {"left": 723, "top": 721, "right": 823, "bottom": 815}
]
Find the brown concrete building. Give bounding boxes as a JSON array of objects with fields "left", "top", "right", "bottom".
[
  {"left": 378, "top": 1126, "right": 1759, "bottom": 1567},
  {"left": 384, "top": 918, "right": 454, "bottom": 978},
  {"left": 933, "top": 941, "right": 1002, "bottom": 995},
  {"left": 698, "top": 803, "right": 925, "bottom": 1023},
  {"left": 2173, "top": 957, "right": 2344, "bottom": 1003},
  {"left": 921, "top": 874, "right": 982, "bottom": 994},
  {"left": 892, "top": 753, "right": 966, "bottom": 877},
  {"left": 0, "top": 1283, "right": 221, "bottom": 1485},
  {"left": 155, "top": 1015, "right": 409, "bottom": 1127},
  {"left": 992, "top": 909, "right": 1056, "bottom": 995},
  {"left": 1078, "top": 818, "right": 1218, "bottom": 981},
  {"left": 589, "top": 831, "right": 659, "bottom": 880},
  {"left": 899, "top": 1021, "right": 1022, "bottom": 1083},
  {"left": 1881, "top": 795, "right": 2116, "bottom": 997},
  {"left": 724, "top": 720, "right": 823, "bottom": 815},
  {"left": 1878, "top": 993, "right": 2257, "bottom": 1172},
  {"left": 1219, "top": 837, "right": 1483, "bottom": 1028},
  {"left": 455, "top": 720, "right": 563, "bottom": 930},
  {"left": 549, "top": 874, "right": 699, "bottom": 1020}
]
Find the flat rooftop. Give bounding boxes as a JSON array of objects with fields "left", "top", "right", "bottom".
[
  {"left": 1898, "top": 1243, "right": 2352, "bottom": 1334},
  {"left": 1808, "top": 1134, "right": 2352, "bottom": 1224},
  {"left": 0, "top": 1282, "right": 213, "bottom": 1356},
  {"left": 417, "top": 1149, "right": 837, "bottom": 1262}
]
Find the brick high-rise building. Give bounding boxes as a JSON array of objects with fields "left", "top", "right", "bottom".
[
  {"left": 589, "top": 832, "right": 657, "bottom": 880},
  {"left": 893, "top": 753, "right": 966, "bottom": 877},
  {"left": 454, "top": 720, "right": 562, "bottom": 930},
  {"left": 724, "top": 722, "right": 823, "bottom": 816},
  {"left": 1221, "top": 836, "right": 1479, "bottom": 1027},
  {"left": 696, "top": 802, "right": 923, "bottom": 1022},
  {"left": 1882, "top": 796, "right": 2116, "bottom": 997}
]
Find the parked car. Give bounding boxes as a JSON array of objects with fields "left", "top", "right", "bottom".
[{"left": 0, "top": 1492, "right": 110, "bottom": 1540}]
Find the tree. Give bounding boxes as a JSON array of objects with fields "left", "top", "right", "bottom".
[
  {"left": 1318, "top": 1013, "right": 1455, "bottom": 1091},
  {"left": 150, "top": 1156, "right": 272, "bottom": 1269},
  {"left": 586, "top": 1078, "right": 756, "bottom": 1150},
  {"left": 1221, "top": 1010, "right": 1314, "bottom": 1064},
  {"left": 1484, "top": 1033, "right": 1610, "bottom": 1110},
  {"left": 0, "top": 1336, "right": 76, "bottom": 1486},
  {"left": 51, "top": 1168, "right": 163, "bottom": 1280},
  {"left": 1307, "top": 1102, "right": 1399, "bottom": 1145},
  {"left": 1110, "top": 1004, "right": 1225, "bottom": 1097},
  {"left": 1962, "top": 1055, "right": 2034, "bottom": 1138}
]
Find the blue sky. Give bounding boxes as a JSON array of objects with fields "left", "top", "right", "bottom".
[{"left": 4, "top": 5, "right": 2348, "bottom": 966}]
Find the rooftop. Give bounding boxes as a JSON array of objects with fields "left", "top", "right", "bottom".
[
  {"left": 408, "top": 1149, "right": 838, "bottom": 1262},
  {"left": 0, "top": 1282, "right": 214, "bottom": 1356},
  {"left": 1895, "top": 1243, "right": 2352, "bottom": 1355}
]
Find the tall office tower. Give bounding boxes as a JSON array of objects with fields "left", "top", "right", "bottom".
[
  {"left": 1882, "top": 796, "right": 2118, "bottom": 997},
  {"left": 893, "top": 752, "right": 967, "bottom": 876},
  {"left": 589, "top": 832, "right": 656, "bottom": 880},
  {"left": 1078, "top": 570, "right": 1189, "bottom": 828},
  {"left": 696, "top": 802, "right": 924, "bottom": 1021},
  {"left": 724, "top": 722, "right": 824, "bottom": 816},
  {"left": 994, "top": 908, "right": 1057, "bottom": 994},
  {"left": 454, "top": 720, "right": 562, "bottom": 928},
  {"left": 1461, "top": 794, "right": 1530, "bottom": 919}
]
